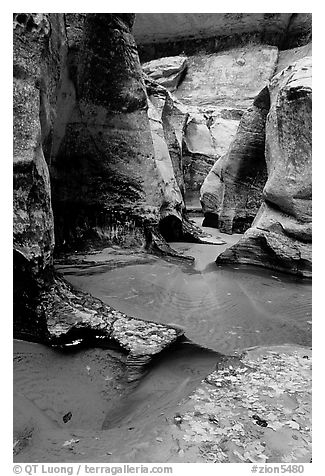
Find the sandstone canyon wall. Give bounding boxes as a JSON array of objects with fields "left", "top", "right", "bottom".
[
  {"left": 134, "top": 13, "right": 311, "bottom": 61},
  {"left": 13, "top": 13, "right": 66, "bottom": 340},
  {"left": 13, "top": 12, "right": 312, "bottom": 342},
  {"left": 51, "top": 14, "right": 163, "bottom": 250},
  {"left": 201, "top": 86, "right": 270, "bottom": 233},
  {"left": 13, "top": 13, "right": 188, "bottom": 343},
  {"left": 135, "top": 13, "right": 312, "bottom": 276},
  {"left": 142, "top": 45, "right": 279, "bottom": 208},
  {"left": 217, "top": 56, "right": 312, "bottom": 277}
]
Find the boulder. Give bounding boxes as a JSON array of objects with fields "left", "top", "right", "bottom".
[
  {"left": 217, "top": 56, "right": 312, "bottom": 277},
  {"left": 142, "top": 56, "right": 188, "bottom": 91},
  {"left": 42, "top": 276, "right": 183, "bottom": 382},
  {"left": 201, "top": 87, "right": 270, "bottom": 233}
]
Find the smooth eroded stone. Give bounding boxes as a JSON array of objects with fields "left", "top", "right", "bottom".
[
  {"left": 182, "top": 114, "right": 217, "bottom": 201},
  {"left": 50, "top": 14, "right": 163, "bottom": 249},
  {"left": 175, "top": 45, "right": 278, "bottom": 205},
  {"left": 142, "top": 55, "right": 188, "bottom": 91},
  {"left": 201, "top": 86, "right": 270, "bottom": 233},
  {"left": 175, "top": 45, "right": 278, "bottom": 110},
  {"left": 217, "top": 56, "right": 312, "bottom": 276},
  {"left": 147, "top": 99, "right": 184, "bottom": 227}
]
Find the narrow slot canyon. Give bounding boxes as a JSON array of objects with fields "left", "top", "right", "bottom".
[{"left": 13, "top": 13, "right": 312, "bottom": 464}]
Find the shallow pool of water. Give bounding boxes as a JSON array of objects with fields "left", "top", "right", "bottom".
[{"left": 60, "top": 224, "right": 311, "bottom": 354}]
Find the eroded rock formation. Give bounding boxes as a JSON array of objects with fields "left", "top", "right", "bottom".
[
  {"left": 13, "top": 13, "right": 313, "bottom": 349},
  {"left": 201, "top": 87, "right": 270, "bottom": 233},
  {"left": 217, "top": 56, "right": 312, "bottom": 277},
  {"left": 13, "top": 13, "right": 312, "bottom": 463},
  {"left": 134, "top": 13, "right": 311, "bottom": 60},
  {"left": 174, "top": 45, "right": 278, "bottom": 205},
  {"left": 142, "top": 55, "right": 188, "bottom": 91},
  {"left": 13, "top": 13, "right": 186, "bottom": 356},
  {"left": 13, "top": 13, "right": 66, "bottom": 340},
  {"left": 49, "top": 15, "right": 204, "bottom": 250},
  {"left": 50, "top": 14, "right": 162, "bottom": 250}
]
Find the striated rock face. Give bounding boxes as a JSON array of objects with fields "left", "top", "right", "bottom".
[
  {"left": 50, "top": 15, "right": 201, "bottom": 250},
  {"left": 147, "top": 97, "right": 184, "bottom": 237},
  {"left": 13, "top": 13, "right": 66, "bottom": 340},
  {"left": 134, "top": 13, "right": 311, "bottom": 61},
  {"left": 161, "top": 91, "right": 188, "bottom": 198},
  {"left": 50, "top": 14, "right": 163, "bottom": 250},
  {"left": 217, "top": 56, "right": 312, "bottom": 277},
  {"left": 201, "top": 87, "right": 270, "bottom": 233}
]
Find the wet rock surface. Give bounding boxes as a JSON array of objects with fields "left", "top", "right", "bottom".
[
  {"left": 40, "top": 275, "right": 182, "bottom": 381},
  {"left": 14, "top": 343, "right": 311, "bottom": 463}
]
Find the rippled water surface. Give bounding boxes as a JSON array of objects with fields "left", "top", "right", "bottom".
[
  {"left": 16, "top": 222, "right": 312, "bottom": 462},
  {"left": 60, "top": 223, "right": 312, "bottom": 354}
]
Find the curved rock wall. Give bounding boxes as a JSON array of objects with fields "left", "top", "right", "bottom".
[
  {"left": 50, "top": 14, "right": 198, "bottom": 249},
  {"left": 201, "top": 87, "right": 270, "bottom": 233},
  {"left": 173, "top": 45, "right": 278, "bottom": 206},
  {"left": 13, "top": 13, "right": 186, "bottom": 352},
  {"left": 217, "top": 56, "right": 312, "bottom": 277},
  {"left": 13, "top": 13, "right": 66, "bottom": 339},
  {"left": 50, "top": 14, "right": 161, "bottom": 249},
  {"left": 13, "top": 12, "right": 313, "bottom": 346}
]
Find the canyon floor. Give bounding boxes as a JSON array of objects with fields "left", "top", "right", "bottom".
[{"left": 13, "top": 217, "right": 312, "bottom": 463}]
